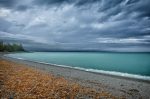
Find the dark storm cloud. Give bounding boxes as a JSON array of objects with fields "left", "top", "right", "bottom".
[
  {"left": 126, "top": 0, "right": 139, "bottom": 4},
  {"left": 74, "top": 0, "right": 99, "bottom": 6},
  {"left": 0, "top": 0, "right": 150, "bottom": 52},
  {"left": 33, "top": 0, "right": 100, "bottom": 6},
  {"left": 15, "top": 5, "right": 29, "bottom": 11},
  {"left": 125, "top": 0, "right": 150, "bottom": 18},
  {"left": 0, "top": 0, "right": 16, "bottom": 8},
  {"left": 34, "top": 0, "right": 70, "bottom": 6},
  {"left": 33, "top": 0, "right": 122, "bottom": 7},
  {"left": 0, "top": 0, "right": 31, "bottom": 12}
]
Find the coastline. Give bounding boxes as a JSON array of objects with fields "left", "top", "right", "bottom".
[
  {"left": 3, "top": 54, "right": 150, "bottom": 83},
  {"left": 5, "top": 52, "right": 150, "bottom": 82},
  {"left": 1, "top": 54, "right": 150, "bottom": 98}
]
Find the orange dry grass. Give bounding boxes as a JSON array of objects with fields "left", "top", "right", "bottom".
[{"left": 0, "top": 59, "right": 119, "bottom": 99}]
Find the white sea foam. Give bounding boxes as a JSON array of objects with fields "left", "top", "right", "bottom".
[{"left": 5, "top": 55, "right": 150, "bottom": 81}]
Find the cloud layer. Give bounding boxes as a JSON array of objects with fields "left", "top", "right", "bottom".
[{"left": 0, "top": 0, "right": 150, "bottom": 51}]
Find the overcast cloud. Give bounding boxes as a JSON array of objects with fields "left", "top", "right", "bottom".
[{"left": 0, "top": 0, "right": 150, "bottom": 51}]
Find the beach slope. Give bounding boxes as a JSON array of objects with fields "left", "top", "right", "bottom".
[{"left": 0, "top": 55, "right": 150, "bottom": 98}]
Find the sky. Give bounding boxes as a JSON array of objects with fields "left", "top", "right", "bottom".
[{"left": 0, "top": 0, "right": 150, "bottom": 52}]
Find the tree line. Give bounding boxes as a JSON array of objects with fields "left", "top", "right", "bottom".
[{"left": 0, "top": 41, "right": 25, "bottom": 52}]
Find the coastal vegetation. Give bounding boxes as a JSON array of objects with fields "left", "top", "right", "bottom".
[{"left": 0, "top": 41, "right": 25, "bottom": 52}]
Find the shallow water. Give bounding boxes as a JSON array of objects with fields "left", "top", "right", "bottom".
[{"left": 7, "top": 52, "right": 150, "bottom": 77}]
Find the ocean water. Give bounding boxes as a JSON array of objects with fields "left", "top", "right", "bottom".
[{"left": 7, "top": 52, "right": 150, "bottom": 78}]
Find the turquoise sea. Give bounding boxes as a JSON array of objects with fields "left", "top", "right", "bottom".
[{"left": 7, "top": 52, "right": 150, "bottom": 79}]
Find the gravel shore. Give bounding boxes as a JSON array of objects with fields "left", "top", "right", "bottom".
[{"left": 1, "top": 54, "right": 150, "bottom": 98}]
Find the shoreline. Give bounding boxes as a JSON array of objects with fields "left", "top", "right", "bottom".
[
  {"left": 3, "top": 55, "right": 150, "bottom": 83},
  {"left": 1, "top": 54, "right": 150, "bottom": 98}
]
